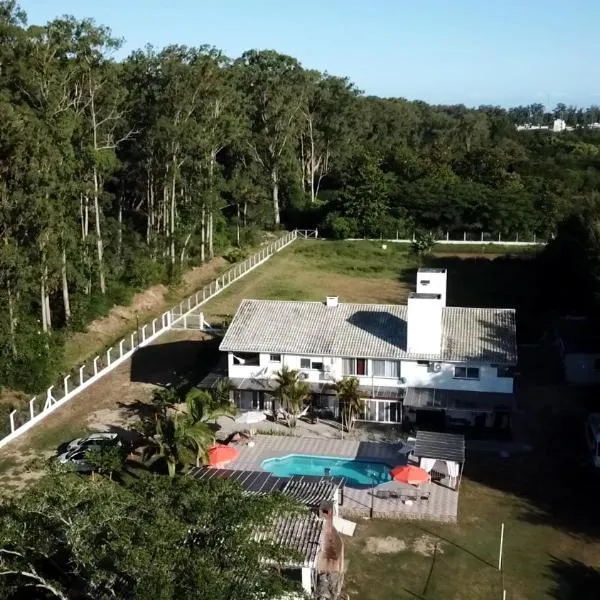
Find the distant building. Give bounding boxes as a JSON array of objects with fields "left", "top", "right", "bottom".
[{"left": 553, "top": 118, "right": 567, "bottom": 132}]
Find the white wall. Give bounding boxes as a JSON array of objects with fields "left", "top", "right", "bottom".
[
  {"left": 227, "top": 352, "right": 513, "bottom": 394},
  {"left": 400, "top": 361, "right": 513, "bottom": 393}
]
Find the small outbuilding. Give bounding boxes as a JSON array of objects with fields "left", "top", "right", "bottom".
[{"left": 412, "top": 430, "right": 465, "bottom": 490}]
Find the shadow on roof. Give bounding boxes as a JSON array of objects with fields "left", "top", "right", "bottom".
[{"left": 346, "top": 310, "right": 407, "bottom": 351}]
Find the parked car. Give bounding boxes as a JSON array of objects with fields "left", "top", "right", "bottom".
[
  {"left": 63, "top": 432, "right": 121, "bottom": 454},
  {"left": 57, "top": 433, "right": 124, "bottom": 473}
]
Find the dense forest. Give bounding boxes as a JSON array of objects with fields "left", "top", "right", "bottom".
[{"left": 2, "top": 0, "right": 600, "bottom": 391}]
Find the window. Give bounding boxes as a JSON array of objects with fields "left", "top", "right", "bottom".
[
  {"left": 342, "top": 358, "right": 368, "bottom": 376},
  {"left": 300, "top": 358, "right": 323, "bottom": 370},
  {"left": 373, "top": 360, "right": 400, "bottom": 378},
  {"left": 454, "top": 366, "right": 479, "bottom": 380},
  {"left": 417, "top": 360, "right": 429, "bottom": 366},
  {"left": 269, "top": 354, "right": 281, "bottom": 363}
]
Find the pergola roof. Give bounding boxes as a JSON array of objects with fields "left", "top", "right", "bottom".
[
  {"left": 413, "top": 430, "right": 465, "bottom": 463},
  {"left": 188, "top": 467, "right": 344, "bottom": 508}
]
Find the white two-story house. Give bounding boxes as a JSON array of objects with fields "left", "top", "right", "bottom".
[{"left": 216, "top": 268, "right": 517, "bottom": 430}]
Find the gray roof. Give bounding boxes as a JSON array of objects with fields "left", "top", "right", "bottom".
[
  {"left": 220, "top": 299, "right": 518, "bottom": 365},
  {"left": 404, "top": 387, "right": 514, "bottom": 411},
  {"left": 254, "top": 513, "right": 324, "bottom": 567}
]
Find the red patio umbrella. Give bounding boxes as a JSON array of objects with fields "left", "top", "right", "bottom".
[
  {"left": 207, "top": 444, "right": 239, "bottom": 468},
  {"left": 390, "top": 465, "right": 430, "bottom": 485}
]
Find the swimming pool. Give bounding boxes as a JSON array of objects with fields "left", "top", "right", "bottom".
[{"left": 261, "top": 454, "right": 392, "bottom": 486}]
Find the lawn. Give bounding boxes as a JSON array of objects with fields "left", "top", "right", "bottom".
[
  {"left": 202, "top": 240, "right": 540, "bottom": 337},
  {"left": 344, "top": 461, "right": 600, "bottom": 600}
]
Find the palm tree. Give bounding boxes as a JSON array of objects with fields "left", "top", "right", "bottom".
[
  {"left": 335, "top": 376, "right": 365, "bottom": 433},
  {"left": 175, "top": 416, "right": 215, "bottom": 468},
  {"left": 273, "top": 366, "right": 310, "bottom": 428},
  {"left": 185, "top": 384, "right": 236, "bottom": 424}
]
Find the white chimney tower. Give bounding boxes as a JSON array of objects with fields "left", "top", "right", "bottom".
[
  {"left": 407, "top": 293, "right": 443, "bottom": 355},
  {"left": 416, "top": 268, "right": 447, "bottom": 307}
]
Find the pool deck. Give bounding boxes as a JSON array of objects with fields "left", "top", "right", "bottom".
[{"left": 227, "top": 435, "right": 458, "bottom": 523}]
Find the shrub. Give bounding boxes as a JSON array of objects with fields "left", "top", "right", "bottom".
[
  {"left": 322, "top": 214, "right": 359, "bottom": 239},
  {"left": 124, "top": 256, "right": 166, "bottom": 289},
  {"left": 223, "top": 247, "right": 248, "bottom": 263}
]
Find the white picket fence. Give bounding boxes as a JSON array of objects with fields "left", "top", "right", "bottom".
[{"left": 0, "top": 230, "right": 298, "bottom": 449}]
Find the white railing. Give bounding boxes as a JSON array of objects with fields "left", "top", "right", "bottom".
[
  {"left": 0, "top": 230, "right": 299, "bottom": 449},
  {"left": 345, "top": 231, "right": 547, "bottom": 246}
]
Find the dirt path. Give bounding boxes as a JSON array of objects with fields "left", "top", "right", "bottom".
[{"left": 0, "top": 330, "right": 211, "bottom": 493}]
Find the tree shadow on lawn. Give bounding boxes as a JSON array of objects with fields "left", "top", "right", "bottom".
[
  {"left": 401, "top": 254, "right": 543, "bottom": 342},
  {"left": 548, "top": 556, "right": 600, "bottom": 600},
  {"left": 129, "top": 338, "right": 221, "bottom": 389},
  {"left": 464, "top": 410, "right": 600, "bottom": 540}
]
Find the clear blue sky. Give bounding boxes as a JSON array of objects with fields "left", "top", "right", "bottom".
[{"left": 21, "top": 0, "right": 600, "bottom": 108}]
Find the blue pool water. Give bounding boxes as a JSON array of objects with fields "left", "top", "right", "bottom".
[{"left": 261, "top": 454, "right": 392, "bottom": 486}]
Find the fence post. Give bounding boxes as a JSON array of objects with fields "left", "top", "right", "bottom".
[
  {"left": 93, "top": 356, "right": 99, "bottom": 375},
  {"left": 119, "top": 339, "right": 124, "bottom": 357},
  {"left": 481, "top": 232, "right": 484, "bottom": 242},
  {"left": 184, "top": 314, "right": 187, "bottom": 329},
  {"left": 498, "top": 232, "right": 501, "bottom": 242},
  {"left": 533, "top": 233, "right": 536, "bottom": 243},
  {"left": 79, "top": 365, "right": 85, "bottom": 386},
  {"left": 152, "top": 319, "right": 156, "bottom": 335},
  {"left": 106, "top": 348, "right": 111, "bottom": 366},
  {"left": 131, "top": 332, "right": 136, "bottom": 349},
  {"left": 516, "top": 232, "right": 519, "bottom": 242},
  {"left": 29, "top": 397, "right": 36, "bottom": 420},
  {"left": 463, "top": 231, "right": 467, "bottom": 241},
  {"left": 63, "top": 375, "right": 70, "bottom": 397},
  {"left": 9, "top": 410, "right": 16, "bottom": 433}
]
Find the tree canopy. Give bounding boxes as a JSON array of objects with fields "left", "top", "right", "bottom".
[
  {"left": 0, "top": 473, "right": 304, "bottom": 599},
  {"left": 2, "top": 0, "right": 600, "bottom": 393}
]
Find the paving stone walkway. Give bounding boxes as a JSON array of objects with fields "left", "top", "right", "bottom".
[{"left": 227, "top": 435, "right": 458, "bottom": 522}]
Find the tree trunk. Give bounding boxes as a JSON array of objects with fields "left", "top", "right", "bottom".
[
  {"left": 117, "top": 197, "right": 123, "bottom": 260},
  {"left": 170, "top": 157, "right": 177, "bottom": 265},
  {"left": 271, "top": 166, "right": 280, "bottom": 225},
  {"left": 40, "top": 254, "right": 51, "bottom": 332},
  {"left": 236, "top": 202, "right": 240, "bottom": 247},
  {"left": 61, "top": 247, "right": 71, "bottom": 322},
  {"left": 93, "top": 166, "right": 106, "bottom": 294},
  {"left": 243, "top": 200, "right": 247, "bottom": 228},
  {"left": 300, "top": 134, "right": 306, "bottom": 193},
  {"left": 309, "top": 117, "right": 316, "bottom": 203},
  {"left": 200, "top": 204, "right": 205, "bottom": 263},
  {"left": 208, "top": 211, "right": 214, "bottom": 259},
  {"left": 40, "top": 271, "right": 47, "bottom": 333},
  {"left": 7, "top": 278, "right": 17, "bottom": 357}
]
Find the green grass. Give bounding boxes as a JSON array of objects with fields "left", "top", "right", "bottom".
[
  {"left": 344, "top": 474, "right": 599, "bottom": 600},
  {"left": 27, "top": 422, "right": 89, "bottom": 454},
  {"left": 202, "top": 239, "right": 538, "bottom": 329},
  {"left": 0, "top": 455, "right": 19, "bottom": 475}
]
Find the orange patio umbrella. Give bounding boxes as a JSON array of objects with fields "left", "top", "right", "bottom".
[
  {"left": 390, "top": 465, "right": 430, "bottom": 485},
  {"left": 207, "top": 444, "right": 239, "bottom": 468}
]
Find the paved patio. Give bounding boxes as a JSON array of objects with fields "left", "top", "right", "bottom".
[{"left": 227, "top": 435, "right": 458, "bottom": 523}]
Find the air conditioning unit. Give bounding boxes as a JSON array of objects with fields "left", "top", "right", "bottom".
[
  {"left": 428, "top": 362, "right": 442, "bottom": 373},
  {"left": 323, "top": 364, "right": 332, "bottom": 373}
]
